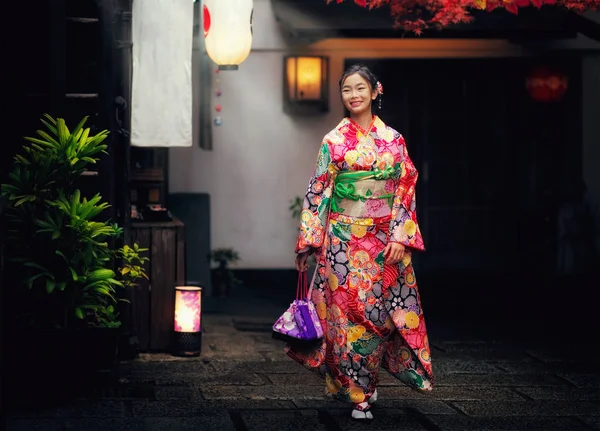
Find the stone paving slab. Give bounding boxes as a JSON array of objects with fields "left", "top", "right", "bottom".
[
  {"left": 366, "top": 398, "right": 458, "bottom": 414},
  {"left": 451, "top": 400, "right": 600, "bottom": 417},
  {"left": 433, "top": 341, "right": 527, "bottom": 352},
  {"left": 514, "top": 386, "right": 600, "bottom": 401},
  {"left": 435, "top": 373, "right": 569, "bottom": 387},
  {"left": 294, "top": 398, "right": 458, "bottom": 415},
  {"left": 54, "top": 416, "right": 234, "bottom": 431},
  {"left": 201, "top": 383, "right": 325, "bottom": 400},
  {"left": 240, "top": 409, "right": 329, "bottom": 431},
  {"left": 130, "top": 371, "right": 266, "bottom": 386},
  {"left": 327, "top": 409, "right": 430, "bottom": 430},
  {"left": 203, "top": 399, "right": 298, "bottom": 409},
  {"left": 154, "top": 386, "right": 201, "bottom": 400},
  {"left": 8, "top": 400, "right": 127, "bottom": 419},
  {"left": 579, "top": 416, "right": 600, "bottom": 429},
  {"left": 431, "top": 348, "right": 535, "bottom": 362},
  {"left": 258, "top": 349, "right": 292, "bottom": 361},
  {"left": 200, "top": 334, "right": 266, "bottom": 361},
  {"left": 494, "top": 360, "right": 598, "bottom": 374},
  {"left": 231, "top": 316, "right": 280, "bottom": 326},
  {"left": 525, "top": 348, "right": 595, "bottom": 363},
  {"left": 429, "top": 359, "right": 503, "bottom": 374},
  {"left": 124, "top": 357, "right": 213, "bottom": 373},
  {"left": 130, "top": 400, "right": 224, "bottom": 417},
  {"left": 378, "top": 386, "right": 526, "bottom": 401},
  {"left": 208, "top": 359, "right": 302, "bottom": 374},
  {"left": 5, "top": 419, "right": 65, "bottom": 431},
  {"left": 558, "top": 373, "right": 600, "bottom": 389},
  {"left": 426, "top": 415, "right": 591, "bottom": 431},
  {"left": 83, "top": 382, "right": 156, "bottom": 400},
  {"left": 266, "top": 372, "right": 323, "bottom": 386}
]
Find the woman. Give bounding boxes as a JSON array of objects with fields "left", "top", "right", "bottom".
[{"left": 287, "top": 64, "right": 434, "bottom": 420}]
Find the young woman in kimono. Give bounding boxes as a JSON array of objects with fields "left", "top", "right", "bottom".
[{"left": 287, "top": 64, "right": 434, "bottom": 420}]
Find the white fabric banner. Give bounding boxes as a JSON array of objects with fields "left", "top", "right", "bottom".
[{"left": 131, "top": 0, "right": 193, "bottom": 147}]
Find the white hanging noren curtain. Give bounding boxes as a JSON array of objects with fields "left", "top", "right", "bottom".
[{"left": 131, "top": 0, "right": 193, "bottom": 147}]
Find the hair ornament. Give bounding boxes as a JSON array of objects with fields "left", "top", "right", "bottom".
[{"left": 376, "top": 81, "right": 384, "bottom": 95}]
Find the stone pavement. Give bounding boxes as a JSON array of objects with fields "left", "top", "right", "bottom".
[{"left": 4, "top": 284, "right": 600, "bottom": 431}]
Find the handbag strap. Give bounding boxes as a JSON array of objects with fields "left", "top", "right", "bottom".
[
  {"left": 296, "top": 270, "right": 307, "bottom": 300},
  {"left": 296, "top": 268, "right": 319, "bottom": 300},
  {"left": 308, "top": 266, "right": 318, "bottom": 299}
]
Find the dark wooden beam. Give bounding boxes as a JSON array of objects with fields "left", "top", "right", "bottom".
[
  {"left": 568, "top": 12, "right": 600, "bottom": 43},
  {"left": 49, "top": 0, "right": 67, "bottom": 113}
]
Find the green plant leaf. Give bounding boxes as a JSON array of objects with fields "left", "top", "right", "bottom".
[
  {"left": 46, "top": 279, "right": 56, "bottom": 293},
  {"left": 24, "top": 261, "right": 50, "bottom": 272},
  {"left": 24, "top": 273, "right": 45, "bottom": 289},
  {"left": 86, "top": 268, "right": 116, "bottom": 282},
  {"left": 57, "top": 118, "right": 70, "bottom": 148},
  {"left": 78, "top": 304, "right": 104, "bottom": 310},
  {"left": 78, "top": 127, "right": 90, "bottom": 150},
  {"left": 74, "top": 307, "right": 85, "bottom": 319},
  {"left": 42, "top": 113, "right": 58, "bottom": 126},
  {"left": 14, "top": 195, "right": 36, "bottom": 206},
  {"left": 69, "top": 267, "right": 79, "bottom": 281},
  {"left": 23, "top": 136, "right": 55, "bottom": 148},
  {"left": 55, "top": 250, "right": 68, "bottom": 262},
  {"left": 14, "top": 154, "right": 31, "bottom": 165},
  {"left": 36, "top": 130, "right": 61, "bottom": 148}
]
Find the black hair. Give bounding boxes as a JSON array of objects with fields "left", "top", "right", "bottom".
[{"left": 338, "top": 64, "right": 383, "bottom": 112}]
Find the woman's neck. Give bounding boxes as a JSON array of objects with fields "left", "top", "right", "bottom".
[{"left": 350, "top": 112, "right": 374, "bottom": 131}]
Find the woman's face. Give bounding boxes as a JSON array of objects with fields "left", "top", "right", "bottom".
[{"left": 341, "top": 73, "right": 377, "bottom": 116}]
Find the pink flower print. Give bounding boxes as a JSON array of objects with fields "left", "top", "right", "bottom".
[
  {"left": 365, "top": 199, "right": 385, "bottom": 215},
  {"left": 385, "top": 180, "right": 395, "bottom": 193}
]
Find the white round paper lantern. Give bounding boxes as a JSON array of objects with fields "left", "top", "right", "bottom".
[{"left": 204, "top": 0, "right": 253, "bottom": 71}]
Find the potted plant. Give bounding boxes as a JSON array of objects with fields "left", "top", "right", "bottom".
[
  {"left": 83, "top": 243, "right": 149, "bottom": 369},
  {"left": 1, "top": 114, "right": 148, "bottom": 377},
  {"left": 209, "top": 248, "right": 240, "bottom": 298}
]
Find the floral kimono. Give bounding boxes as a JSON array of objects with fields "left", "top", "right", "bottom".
[{"left": 286, "top": 116, "right": 434, "bottom": 405}]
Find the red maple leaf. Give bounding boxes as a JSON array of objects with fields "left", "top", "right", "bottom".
[{"left": 331, "top": 0, "right": 600, "bottom": 33}]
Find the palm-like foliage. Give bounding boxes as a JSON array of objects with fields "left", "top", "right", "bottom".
[{"left": 2, "top": 114, "right": 144, "bottom": 329}]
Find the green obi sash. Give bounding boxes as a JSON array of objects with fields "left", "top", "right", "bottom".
[{"left": 331, "top": 166, "right": 396, "bottom": 214}]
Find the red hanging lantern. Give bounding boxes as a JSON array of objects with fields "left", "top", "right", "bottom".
[
  {"left": 525, "top": 66, "right": 569, "bottom": 103},
  {"left": 203, "top": 5, "right": 211, "bottom": 38}
]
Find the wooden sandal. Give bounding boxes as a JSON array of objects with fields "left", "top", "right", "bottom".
[{"left": 351, "top": 402, "right": 373, "bottom": 420}]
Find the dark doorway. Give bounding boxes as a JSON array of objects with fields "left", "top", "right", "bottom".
[{"left": 346, "top": 57, "right": 582, "bottom": 276}]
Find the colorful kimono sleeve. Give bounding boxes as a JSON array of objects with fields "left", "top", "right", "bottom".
[
  {"left": 389, "top": 136, "right": 425, "bottom": 251},
  {"left": 295, "top": 141, "right": 338, "bottom": 254}
]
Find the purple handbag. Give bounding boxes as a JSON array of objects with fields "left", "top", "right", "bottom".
[{"left": 272, "top": 270, "right": 323, "bottom": 343}]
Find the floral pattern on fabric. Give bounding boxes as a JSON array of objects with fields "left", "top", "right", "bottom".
[{"left": 287, "top": 116, "right": 433, "bottom": 405}]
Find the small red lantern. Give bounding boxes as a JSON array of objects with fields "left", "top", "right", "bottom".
[
  {"left": 203, "top": 5, "right": 211, "bottom": 38},
  {"left": 526, "top": 66, "right": 568, "bottom": 103}
]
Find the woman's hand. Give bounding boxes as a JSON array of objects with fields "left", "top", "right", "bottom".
[
  {"left": 295, "top": 251, "right": 311, "bottom": 272},
  {"left": 384, "top": 242, "right": 405, "bottom": 265}
]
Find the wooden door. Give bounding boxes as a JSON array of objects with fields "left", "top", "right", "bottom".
[{"left": 346, "top": 58, "right": 581, "bottom": 274}]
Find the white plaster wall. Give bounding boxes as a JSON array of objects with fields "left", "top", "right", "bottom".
[{"left": 169, "top": 0, "right": 600, "bottom": 268}]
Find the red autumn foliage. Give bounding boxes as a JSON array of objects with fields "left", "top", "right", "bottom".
[{"left": 329, "top": 0, "right": 600, "bottom": 33}]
